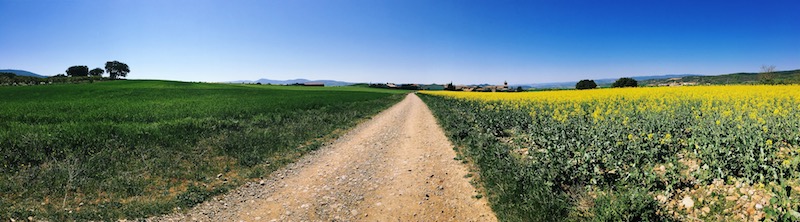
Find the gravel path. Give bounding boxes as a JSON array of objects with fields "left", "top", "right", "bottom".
[{"left": 154, "top": 93, "right": 496, "bottom": 221}]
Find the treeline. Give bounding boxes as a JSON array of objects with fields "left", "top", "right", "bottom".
[
  {"left": 1, "top": 60, "right": 130, "bottom": 86},
  {"left": 576, "top": 77, "right": 638, "bottom": 90},
  {"left": 0, "top": 73, "right": 52, "bottom": 86},
  {"left": 0, "top": 73, "right": 104, "bottom": 86},
  {"left": 368, "top": 83, "right": 422, "bottom": 90}
]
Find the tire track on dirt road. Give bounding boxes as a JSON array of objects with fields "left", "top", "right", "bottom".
[{"left": 155, "top": 93, "right": 496, "bottom": 221}]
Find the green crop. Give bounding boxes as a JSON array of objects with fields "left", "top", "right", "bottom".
[{"left": 0, "top": 80, "right": 407, "bottom": 221}]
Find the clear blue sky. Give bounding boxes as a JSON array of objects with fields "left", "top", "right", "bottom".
[{"left": 1, "top": 0, "right": 798, "bottom": 84}]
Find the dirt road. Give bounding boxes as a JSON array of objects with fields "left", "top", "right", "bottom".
[{"left": 156, "top": 93, "right": 496, "bottom": 221}]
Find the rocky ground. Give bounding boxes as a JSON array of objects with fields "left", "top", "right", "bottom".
[{"left": 152, "top": 93, "right": 496, "bottom": 221}]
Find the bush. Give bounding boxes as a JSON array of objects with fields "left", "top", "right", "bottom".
[
  {"left": 592, "top": 187, "right": 666, "bottom": 221},
  {"left": 576, "top": 79, "right": 597, "bottom": 90},
  {"left": 176, "top": 184, "right": 213, "bottom": 208},
  {"left": 612, "top": 77, "right": 638, "bottom": 88}
]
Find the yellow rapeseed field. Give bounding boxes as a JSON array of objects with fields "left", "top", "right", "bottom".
[
  {"left": 420, "top": 85, "right": 800, "bottom": 221},
  {"left": 423, "top": 85, "right": 800, "bottom": 124}
]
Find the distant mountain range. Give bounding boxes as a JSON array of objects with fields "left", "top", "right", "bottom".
[
  {"left": 0, "top": 69, "right": 48, "bottom": 78},
  {"left": 231, "top": 78, "right": 355, "bottom": 86}
]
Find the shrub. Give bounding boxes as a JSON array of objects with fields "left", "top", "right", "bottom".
[
  {"left": 612, "top": 77, "right": 638, "bottom": 88},
  {"left": 576, "top": 79, "right": 597, "bottom": 90},
  {"left": 592, "top": 187, "right": 666, "bottom": 221},
  {"left": 176, "top": 184, "right": 213, "bottom": 208}
]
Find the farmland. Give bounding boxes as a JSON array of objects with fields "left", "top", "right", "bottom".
[
  {"left": 420, "top": 85, "right": 800, "bottom": 221},
  {"left": 0, "top": 80, "right": 407, "bottom": 220}
]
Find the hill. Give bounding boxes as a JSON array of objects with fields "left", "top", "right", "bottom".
[
  {"left": 640, "top": 69, "right": 800, "bottom": 86},
  {"left": 520, "top": 69, "right": 800, "bottom": 89},
  {"left": 0, "top": 69, "right": 47, "bottom": 78},
  {"left": 520, "top": 74, "right": 700, "bottom": 89},
  {"left": 232, "top": 78, "right": 354, "bottom": 86}
]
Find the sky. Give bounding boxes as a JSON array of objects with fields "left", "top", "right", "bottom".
[{"left": 1, "top": 0, "right": 799, "bottom": 85}]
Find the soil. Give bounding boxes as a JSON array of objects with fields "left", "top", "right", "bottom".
[{"left": 154, "top": 93, "right": 496, "bottom": 221}]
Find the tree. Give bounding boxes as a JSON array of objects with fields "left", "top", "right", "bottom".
[
  {"left": 89, "top": 68, "right": 104, "bottom": 77},
  {"left": 759, "top": 65, "right": 776, "bottom": 84},
  {"left": 612, "top": 77, "right": 638, "bottom": 88},
  {"left": 66, "top": 65, "right": 89, "bottom": 77},
  {"left": 576, "top": 79, "right": 597, "bottom": 90},
  {"left": 516, "top": 86, "right": 524, "bottom": 92},
  {"left": 105, "top": 61, "right": 130, "bottom": 79}
]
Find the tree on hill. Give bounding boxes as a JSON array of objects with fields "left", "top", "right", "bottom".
[
  {"left": 759, "top": 65, "right": 776, "bottom": 84},
  {"left": 612, "top": 77, "right": 638, "bottom": 88},
  {"left": 66, "top": 65, "right": 89, "bottom": 77},
  {"left": 576, "top": 79, "right": 597, "bottom": 90},
  {"left": 105, "top": 61, "right": 130, "bottom": 79},
  {"left": 89, "top": 68, "right": 104, "bottom": 77}
]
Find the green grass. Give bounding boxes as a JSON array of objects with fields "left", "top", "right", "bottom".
[{"left": 0, "top": 80, "right": 407, "bottom": 221}]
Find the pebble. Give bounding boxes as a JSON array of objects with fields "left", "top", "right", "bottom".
[
  {"left": 655, "top": 195, "right": 668, "bottom": 203},
  {"left": 681, "top": 196, "right": 694, "bottom": 209},
  {"left": 701, "top": 206, "right": 711, "bottom": 214}
]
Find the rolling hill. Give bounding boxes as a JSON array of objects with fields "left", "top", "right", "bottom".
[
  {"left": 520, "top": 69, "right": 800, "bottom": 89},
  {"left": 520, "top": 74, "right": 701, "bottom": 89},
  {"left": 640, "top": 69, "right": 800, "bottom": 86}
]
